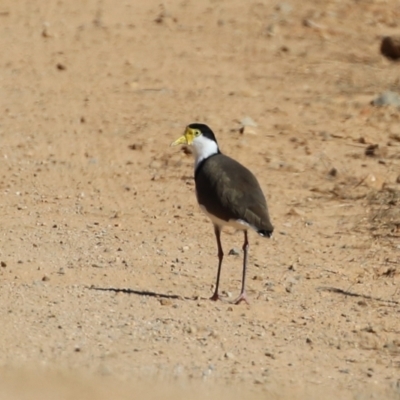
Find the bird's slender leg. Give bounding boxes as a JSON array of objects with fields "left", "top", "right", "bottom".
[
  {"left": 233, "top": 230, "right": 250, "bottom": 305},
  {"left": 210, "top": 225, "right": 223, "bottom": 301}
]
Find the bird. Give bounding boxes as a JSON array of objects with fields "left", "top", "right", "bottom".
[{"left": 171, "top": 123, "right": 273, "bottom": 304}]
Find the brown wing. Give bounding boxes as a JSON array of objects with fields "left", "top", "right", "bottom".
[{"left": 195, "top": 154, "right": 273, "bottom": 234}]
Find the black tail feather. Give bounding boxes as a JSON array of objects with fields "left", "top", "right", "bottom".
[{"left": 257, "top": 229, "right": 273, "bottom": 238}]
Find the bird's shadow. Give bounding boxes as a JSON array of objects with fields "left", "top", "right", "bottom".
[
  {"left": 319, "top": 286, "right": 399, "bottom": 306},
  {"left": 90, "top": 285, "right": 398, "bottom": 306},
  {"left": 87, "top": 285, "right": 202, "bottom": 301}
]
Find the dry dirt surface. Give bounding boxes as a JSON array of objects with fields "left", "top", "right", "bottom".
[{"left": 1, "top": 1, "right": 400, "bottom": 399}]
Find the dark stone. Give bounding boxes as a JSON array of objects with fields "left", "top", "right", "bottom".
[{"left": 381, "top": 36, "right": 400, "bottom": 61}]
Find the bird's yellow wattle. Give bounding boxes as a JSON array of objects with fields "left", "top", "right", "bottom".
[{"left": 171, "top": 127, "right": 196, "bottom": 146}]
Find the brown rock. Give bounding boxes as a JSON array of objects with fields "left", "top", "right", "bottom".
[
  {"left": 365, "top": 144, "right": 387, "bottom": 158},
  {"left": 381, "top": 36, "right": 400, "bottom": 61}
]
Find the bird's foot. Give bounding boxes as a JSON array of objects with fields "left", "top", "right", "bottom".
[
  {"left": 210, "top": 292, "right": 221, "bottom": 301},
  {"left": 232, "top": 292, "right": 250, "bottom": 305}
]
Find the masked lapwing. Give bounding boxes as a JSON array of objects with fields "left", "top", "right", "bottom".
[{"left": 171, "top": 123, "right": 274, "bottom": 304}]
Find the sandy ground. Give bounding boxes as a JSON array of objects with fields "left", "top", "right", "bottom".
[{"left": 1, "top": 0, "right": 400, "bottom": 399}]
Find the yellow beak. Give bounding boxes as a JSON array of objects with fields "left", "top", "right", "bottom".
[
  {"left": 170, "top": 135, "right": 187, "bottom": 146},
  {"left": 171, "top": 127, "right": 195, "bottom": 146}
]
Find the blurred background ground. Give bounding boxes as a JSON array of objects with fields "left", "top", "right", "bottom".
[{"left": 1, "top": 0, "right": 400, "bottom": 399}]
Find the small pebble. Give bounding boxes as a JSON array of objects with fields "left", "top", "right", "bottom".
[
  {"left": 228, "top": 248, "right": 240, "bottom": 256},
  {"left": 186, "top": 326, "right": 197, "bottom": 334},
  {"left": 239, "top": 126, "right": 257, "bottom": 135},
  {"left": 265, "top": 351, "right": 275, "bottom": 359},
  {"left": 159, "top": 298, "right": 172, "bottom": 306},
  {"left": 372, "top": 91, "right": 400, "bottom": 107},
  {"left": 128, "top": 143, "right": 143, "bottom": 150},
  {"left": 240, "top": 116, "right": 257, "bottom": 127},
  {"left": 380, "top": 36, "right": 400, "bottom": 61},
  {"left": 275, "top": 2, "right": 292, "bottom": 14},
  {"left": 328, "top": 167, "right": 337, "bottom": 177}
]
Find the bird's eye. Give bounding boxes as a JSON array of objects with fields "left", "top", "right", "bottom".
[{"left": 194, "top": 130, "right": 200, "bottom": 137}]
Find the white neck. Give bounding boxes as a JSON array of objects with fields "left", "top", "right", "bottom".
[{"left": 192, "top": 135, "right": 219, "bottom": 170}]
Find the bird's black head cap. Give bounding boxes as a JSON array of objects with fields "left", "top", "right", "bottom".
[{"left": 187, "top": 123, "right": 218, "bottom": 145}]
